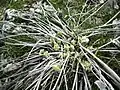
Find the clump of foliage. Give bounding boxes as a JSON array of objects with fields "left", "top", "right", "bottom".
[{"left": 0, "top": 0, "right": 120, "bottom": 90}]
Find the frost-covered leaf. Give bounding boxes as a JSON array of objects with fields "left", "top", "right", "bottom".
[
  {"left": 95, "top": 80, "right": 108, "bottom": 90},
  {"left": 95, "top": 80, "right": 114, "bottom": 90},
  {"left": 4, "top": 63, "right": 21, "bottom": 72}
]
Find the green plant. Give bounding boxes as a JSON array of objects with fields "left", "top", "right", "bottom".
[{"left": 0, "top": 0, "right": 120, "bottom": 90}]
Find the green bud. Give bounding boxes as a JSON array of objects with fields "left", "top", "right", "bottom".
[
  {"left": 71, "top": 39, "right": 76, "bottom": 45},
  {"left": 64, "top": 44, "right": 70, "bottom": 51},
  {"left": 39, "top": 49, "right": 45, "bottom": 56},
  {"left": 81, "top": 61, "right": 92, "bottom": 71},
  {"left": 57, "top": 40, "right": 61, "bottom": 45},
  {"left": 43, "top": 51, "right": 49, "bottom": 57},
  {"left": 54, "top": 42, "right": 60, "bottom": 51},
  {"left": 63, "top": 52, "right": 67, "bottom": 57},
  {"left": 87, "top": 46, "right": 94, "bottom": 50},
  {"left": 57, "top": 31, "right": 63, "bottom": 36},
  {"left": 50, "top": 37, "right": 54, "bottom": 44},
  {"left": 52, "top": 64, "right": 61, "bottom": 71},
  {"left": 78, "top": 36, "right": 81, "bottom": 43},
  {"left": 81, "top": 36, "right": 89, "bottom": 43},
  {"left": 39, "top": 49, "right": 49, "bottom": 57}
]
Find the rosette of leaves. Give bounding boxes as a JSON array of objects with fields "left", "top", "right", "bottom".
[{"left": 0, "top": 0, "right": 120, "bottom": 90}]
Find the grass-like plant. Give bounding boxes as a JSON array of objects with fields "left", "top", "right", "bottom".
[{"left": 0, "top": 0, "right": 120, "bottom": 90}]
